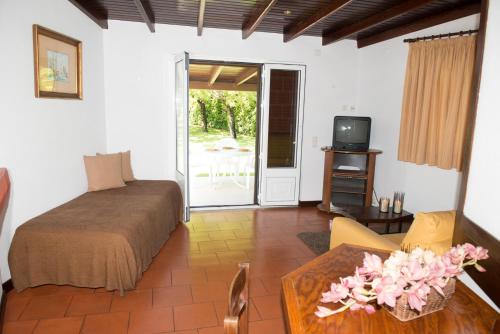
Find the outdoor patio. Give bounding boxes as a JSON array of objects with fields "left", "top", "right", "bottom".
[{"left": 189, "top": 134, "right": 256, "bottom": 207}]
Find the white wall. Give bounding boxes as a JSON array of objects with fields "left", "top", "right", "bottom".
[
  {"left": 103, "top": 21, "right": 358, "bottom": 201},
  {"left": 0, "top": 0, "right": 107, "bottom": 280},
  {"left": 464, "top": 1, "right": 500, "bottom": 239},
  {"left": 355, "top": 15, "right": 480, "bottom": 213}
]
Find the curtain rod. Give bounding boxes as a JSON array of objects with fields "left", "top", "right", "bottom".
[{"left": 403, "top": 29, "right": 479, "bottom": 43}]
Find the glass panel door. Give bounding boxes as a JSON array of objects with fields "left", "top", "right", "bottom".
[
  {"left": 175, "top": 52, "right": 190, "bottom": 221},
  {"left": 259, "top": 64, "right": 305, "bottom": 206},
  {"left": 267, "top": 69, "right": 299, "bottom": 168}
]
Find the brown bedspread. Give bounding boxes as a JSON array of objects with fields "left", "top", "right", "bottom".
[{"left": 8, "top": 180, "right": 182, "bottom": 294}]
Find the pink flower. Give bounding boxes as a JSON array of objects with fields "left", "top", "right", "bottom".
[
  {"left": 441, "top": 254, "right": 461, "bottom": 277},
  {"left": 352, "top": 287, "right": 371, "bottom": 303},
  {"left": 406, "top": 282, "right": 431, "bottom": 312},
  {"left": 474, "top": 263, "right": 486, "bottom": 272},
  {"left": 321, "top": 282, "right": 349, "bottom": 303},
  {"left": 374, "top": 276, "right": 403, "bottom": 308},
  {"left": 359, "top": 252, "right": 383, "bottom": 277},
  {"left": 315, "top": 305, "right": 344, "bottom": 318},
  {"left": 350, "top": 302, "right": 376, "bottom": 314},
  {"left": 343, "top": 268, "right": 366, "bottom": 289},
  {"left": 401, "top": 259, "right": 428, "bottom": 282},
  {"left": 447, "top": 246, "right": 466, "bottom": 265},
  {"left": 467, "top": 246, "right": 489, "bottom": 261}
]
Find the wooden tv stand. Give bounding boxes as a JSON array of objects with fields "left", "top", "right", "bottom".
[{"left": 317, "top": 148, "right": 382, "bottom": 213}]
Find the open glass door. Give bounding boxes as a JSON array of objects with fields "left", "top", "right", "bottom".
[
  {"left": 175, "top": 52, "right": 190, "bottom": 221},
  {"left": 259, "top": 64, "right": 305, "bottom": 206}
]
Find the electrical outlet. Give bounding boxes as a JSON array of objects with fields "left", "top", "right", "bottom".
[{"left": 312, "top": 136, "right": 318, "bottom": 148}]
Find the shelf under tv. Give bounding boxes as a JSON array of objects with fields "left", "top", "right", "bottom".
[
  {"left": 318, "top": 148, "right": 382, "bottom": 213},
  {"left": 332, "top": 169, "right": 368, "bottom": 179}
]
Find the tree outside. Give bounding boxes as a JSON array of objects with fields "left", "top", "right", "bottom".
[{"left": 189, "top": 90, "right": 257, "bottom": 147}]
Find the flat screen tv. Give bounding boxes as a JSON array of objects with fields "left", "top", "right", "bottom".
[{"left": 332, "top": 116, "right": 371, "bottom": 151}]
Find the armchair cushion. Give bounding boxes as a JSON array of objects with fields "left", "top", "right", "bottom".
[
  {"left": 401, "top": 210, "right": 456, "bottom": 255},
  {"left": 330, "top": 217, "right": 399, "bottom": 252}
]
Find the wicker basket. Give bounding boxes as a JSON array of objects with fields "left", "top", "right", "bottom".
[{"left": 384, "top": 279, "right": 456, "bottom": 321}]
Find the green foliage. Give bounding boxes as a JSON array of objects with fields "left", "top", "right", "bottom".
[{"left": 189, "top": 90, "right": 257, "bottom": 136}]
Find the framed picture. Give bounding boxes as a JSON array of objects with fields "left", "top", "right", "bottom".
[{"left": 33, "top": 24, "right": 82, "bottom": 99}]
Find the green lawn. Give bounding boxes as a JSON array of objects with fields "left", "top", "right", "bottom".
[{"left": 189, "top": 126, "right": 256, "bottom": 149}]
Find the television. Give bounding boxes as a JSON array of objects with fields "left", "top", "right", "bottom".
[{"left": 332, "top": 116, "right": 371, "bottom": 151}]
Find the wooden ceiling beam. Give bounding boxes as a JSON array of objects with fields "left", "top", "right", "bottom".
[
  {"left": 357, "top": 2, "right": 481, "bottom": 48},
  {"left": 67, "top": 0, "right": 108, "bottom": 29},
  {"left": 132, "top": 0, "right": 155, "bottom": 33},
  {"left": 235, "top": 68, "right": 258, "bottom": 86},
  {"left": 197, "top": 0, "right": 207, "bottom": 36},
  {"left": 190, "top": 81, "right": 257, "bottom": 92},
  {"left": 322, "top": 0, "right": 436, "bottom": 46},
  {"left": 209, "top": 66, "right": 223, "bottom": 86},
  {"left": 284, "top": 0, "right": 352, "bottom": 43},
  {"left": 242, "top": 0, "right": 278, "bottom": 39}
]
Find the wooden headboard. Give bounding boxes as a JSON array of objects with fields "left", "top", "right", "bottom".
[
  {"left": 453, "top": 0, "right": 500, "bottom": 308},
  {"left": 0, "top": 168, "right": 10, "bottom": 230}
]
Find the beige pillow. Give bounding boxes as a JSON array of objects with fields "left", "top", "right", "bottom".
[
  {"left": 97, "top": 151, "right": 135, "bottom": 182},
  {"left": 84, "top": 153, "right": 126, "bottom": 192},
  {"left": 401, "top": 211, "right": 456, "bottom": 255},
  {"left": 120, "top": 150, "right": 135, "bottom": 182}
]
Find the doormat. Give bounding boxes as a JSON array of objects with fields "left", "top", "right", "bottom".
[{"left": 297, "top": 231, "right": 331, "bottom": 255}]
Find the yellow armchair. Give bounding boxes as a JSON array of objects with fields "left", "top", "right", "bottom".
[{"left": 330, "top": 211, "right": 456, "bottom": 255}]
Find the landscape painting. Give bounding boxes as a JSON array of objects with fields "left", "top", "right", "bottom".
[
  {"left": 47, "top": 50, "right": 69, "bottom": 82},
  {"left": 33, "top": 25, "right": 82, "bottom": 99}
]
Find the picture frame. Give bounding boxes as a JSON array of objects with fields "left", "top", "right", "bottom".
[{"left": 33, "top": 24, "right": 82, "bottom": 99}]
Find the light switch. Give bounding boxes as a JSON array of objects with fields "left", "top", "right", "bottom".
[{"left": 312, "top": 136, "right": 318, "bottom": 148}]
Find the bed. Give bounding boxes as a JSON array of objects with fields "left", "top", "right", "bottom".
[{"left": 8, "top": 180, "right": 182, "bottom": 294}]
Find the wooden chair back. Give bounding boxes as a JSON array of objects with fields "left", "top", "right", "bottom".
[{"left": 224, "top": 262, "right": 250, "bottom": 334}]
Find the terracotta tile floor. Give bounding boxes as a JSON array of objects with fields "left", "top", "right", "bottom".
[{"left": 2, "top": 207, "right": 330, "bottom": 334}]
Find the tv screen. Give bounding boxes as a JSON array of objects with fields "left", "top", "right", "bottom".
[{"left": 333, "top": 116, "right": 371, "bottom": 151}]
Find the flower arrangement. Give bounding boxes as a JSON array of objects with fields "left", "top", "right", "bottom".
[{"left": 315, "top": 243, "right": 489, "bottom": 318}]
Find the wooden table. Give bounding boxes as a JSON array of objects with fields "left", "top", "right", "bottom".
[
  {"left": 339, "top": 206, "right": 414, "bottom": 234},
  {"left": 281, "top": 244, "right": 499, "bottom": 334}
]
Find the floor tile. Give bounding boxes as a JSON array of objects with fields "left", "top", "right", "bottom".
[
  {"left": 189, "top": 253, "right": 220, "bottom": 267},
  {"left": 172, "top": 268, "right": 207, "bottom": 285},
  {"left": 4, "top": 294, "right": 31, "bottom": 321},
  {"left": 205, "top": 264, "right": 238, "bottom": 283},
  {"left": 153, "top": 286, "right": 193, "bottom": 308},
  {"left": 81, "top": 311, "right": 129, "bottom": 334},
  {"left": 128, "top": 307, "right": 174, "bottom": 334},
  {"left": 3, "top": 208, "right": 328, "bottom": 334},
  {"left": 249, "top": 278, "right": 270, "bottom": 297},
  {"left": 191, "top": 281, "right": 228, "bottom": 303},
  {"left": 198, "top": 240, "right": 230, "bottom": 252},
  {"left": 20, "top": 294, "right": 72, "bottom": 320},
  {"left": 249, "top": 318, "right": 286, "bottom": 334},
  {"left": 110, "top": 289, "right": 152, "bottom": 312},
  {"left": 2, "top": 320, "right": 38, "bottom": 334},
  {"left": 174, "top": 302, "right": 218, "bottom": 330},
  {"left": 251, "top": 295, "right": 283, "bottom": 320},
  {"left": 198, "top": 326, "right": 224, "bottom": 334},
  {"left": 33, "top": 317, "right": 83, "bottom": 334},
  {"left": 259, "top": 276, "right": 282, "bottom": 294},
  {"left": 208, "top": 230, "right": 236, "bottom": 241},
  {"left": 135, "top": 268, "right": 172, "bottom": 289},
  {"left": 66, "top": 292, "right": 112, "bottom": 316}
]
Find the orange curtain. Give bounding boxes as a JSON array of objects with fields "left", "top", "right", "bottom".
[{"left": 398, "top": 35, "right": 476, "bottom": 171}]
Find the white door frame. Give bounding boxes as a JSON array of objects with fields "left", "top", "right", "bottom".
[
  {"left": 174, "top": 52, "right": 190, "bottom": 221},
  {"left": 258, "top": 64, "right": 306, "bottom": 206}
]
